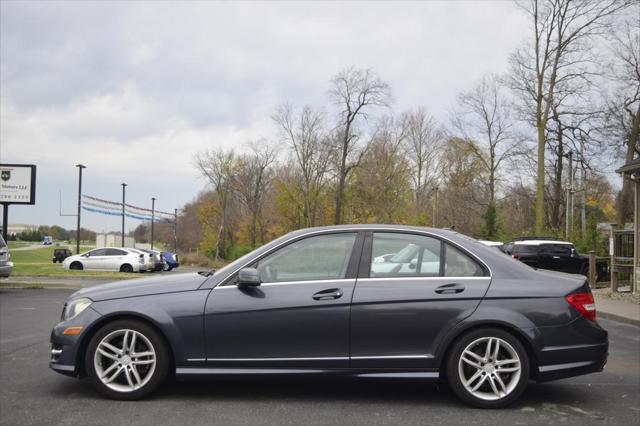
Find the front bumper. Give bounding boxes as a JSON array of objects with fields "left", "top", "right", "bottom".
[
  {"left": 0, "top": 262, "right": 13, "bottom": 277},
  {"left": 49, "top": 306, "right": 102, "bottom": 377}
]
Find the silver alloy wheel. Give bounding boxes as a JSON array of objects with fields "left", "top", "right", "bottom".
[
  {"left": 457, "top": 336, "right": 521, "bottom": 401},
  {"left": 93, "top": 329, "right": 157, "bottom": 393}
]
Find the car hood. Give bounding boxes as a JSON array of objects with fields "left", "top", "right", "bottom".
[{"left": 70, "top": 272, "right": 209, "bottom": 302}]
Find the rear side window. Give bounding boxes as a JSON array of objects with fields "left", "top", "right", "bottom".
[
  {"left": 370, "top": 233, "right": 441, "bottom": 278},
  {"left": 444, "top": 244, "right": 485, "bottom": 277},
  {"left": 512, "top": 245, "right": 538, "bottom": 254},
  {"left": 370, "top": 233, "right": 486, "bottom": 278},
  {"left": 540, "top": 244, "right": 573, "bottom": 255},
  {"left": 106, "top": 248, "right": 127, "bottom": 256}
]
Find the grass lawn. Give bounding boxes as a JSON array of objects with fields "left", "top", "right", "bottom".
[
  {"left": 9, "top": 246, "right": 140, "bottom": 279},
  {"left": 7, "top": 241, "right": 36, "bottom": 249}
]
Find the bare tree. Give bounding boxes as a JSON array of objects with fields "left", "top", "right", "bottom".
[
  {"left": 195, "top": 147, "right": 236, "bottom": 259},
  {"left": 232, "top": 140, "right": 278, "bottom": 247},
  {"left": 605, "top": 10, "right": 640, "bottom": 224},
  {"left": 352, "top": 116, "right": 412, "bottom": 223},
  {"left": 452, "top": 74, "right": 517, "bottom": 238},
  {"left": 401, "top": 108, "right": 443, "bottom": 222},
  {"left": 509, "top": 0, "right": 630, "bottom": 233},
  {"left": 329, "top": 66, "right": 392, "bottom": 224},
  {"left": 273, "top": 104, "right": 331, "bottom": 227}
]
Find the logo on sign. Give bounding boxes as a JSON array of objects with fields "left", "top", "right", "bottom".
[{"left": 0, "top": 170, "right": 10, "bottom": 182}]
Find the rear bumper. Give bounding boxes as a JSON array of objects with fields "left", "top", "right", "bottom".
[{"left": 535, "top": 317, "right": 608, "bottom": 382}]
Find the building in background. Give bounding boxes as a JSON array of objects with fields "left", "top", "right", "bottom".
[
  {"left": 96, "top": 233, "right": 135, "bottom": 248},
  {"left": 616, "top": 158, "right": 640, "bottom": 295}
]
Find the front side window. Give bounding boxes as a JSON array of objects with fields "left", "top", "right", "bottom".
[
  {"left": 89, "top": 249, "right": 107, "bottom": 257},
  {"left": 256, "top": 233, "right": 357, "bottom": 283},
  {"left": 370, "top": 233, "right": 441, "bottom": 278}
]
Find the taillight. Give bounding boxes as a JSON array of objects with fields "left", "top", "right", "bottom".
[
  {"left": 511, "top": 254, "right": 520, "bottom": 259},
  {"left": 565, "top": 292, "right": 596, "bottom": 321}
]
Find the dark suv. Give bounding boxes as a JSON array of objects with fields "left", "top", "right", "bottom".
[
  {"left": 52, "top": 248, "right": 72, "bottom": 263},
  {"left": 503, "top": 239, "right": 607, "bottom": 280}
]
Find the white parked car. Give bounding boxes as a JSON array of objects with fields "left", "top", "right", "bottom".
[
  {"left": 371, "top": 243, "right": 440, "bottom": 276},
  {"left": 126, "top": 248, "right": 154, "bottom": 272},
  {"left": 62, "top": 248, "right": 147, "bottom": 273}
]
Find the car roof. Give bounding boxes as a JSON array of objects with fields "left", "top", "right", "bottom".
[{"left": 514, "top": 240, "right": 574, "bottom": 246}]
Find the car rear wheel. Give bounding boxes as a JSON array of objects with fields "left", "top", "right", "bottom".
[
  {"left": 446, "top": 328, "right": 529, "bottom": 408},
  {"left": 69, "top": 261, "right": 83, "bottom": 270},
  {"left": 85, "top": 319, "right": 169, "bottom": 400},
  {"left": 120, "top": 264, "right": 134, "bottom": 273}
]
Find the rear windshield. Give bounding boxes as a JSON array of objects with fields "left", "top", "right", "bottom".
[{"left": 512, "top": 245, "right": 538, "bottom": 254}]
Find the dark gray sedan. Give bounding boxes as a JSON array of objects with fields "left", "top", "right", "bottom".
[{"left": 50, "top": 225, "right": 608, "bottom": 408}]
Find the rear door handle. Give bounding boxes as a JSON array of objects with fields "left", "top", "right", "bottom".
[
  {"left": 312, "top": 288, "right": 343, "bottom": 301},
  {"left": 435, "top": 283, "right": 465, "bottom": 294}
]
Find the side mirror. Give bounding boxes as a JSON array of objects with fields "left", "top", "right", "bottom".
[{"left": 238, "top": 267, "right": 261, "bottom": 287}]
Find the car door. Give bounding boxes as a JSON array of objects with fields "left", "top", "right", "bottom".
[
  {"left": 204, "top": 232, "right": 362, "bottom": 368},
  {"left": 351, "top": 232, "right": 491, "bottom": 369},
  {"left": 105, "top": 248, "right": 128, "bottom": 270},
  {"left": 82, "top": 248, "right": 108, "bottom": 270}
]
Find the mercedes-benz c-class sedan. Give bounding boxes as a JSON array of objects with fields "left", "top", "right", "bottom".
[{"left": 50, "top": 225, "right": 607, "bottom": 408}]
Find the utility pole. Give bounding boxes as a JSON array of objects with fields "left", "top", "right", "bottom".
[
  {"left": 121, "top": 183, "right": 127, "bottom": 247},
  {"left": 565, "top": 151, "right": 573, "bottom": 241},
  {"left": 173, "top": 208, "right": 178, "bottom": 253},
  {"left": 150, "top": 197, "right": 156, "bottom": 250},
  {"left": 75, "top": 164, "right": 86, "bottom": 254}
]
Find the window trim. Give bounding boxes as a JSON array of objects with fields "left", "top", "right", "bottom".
[{"left": 362, "top": 231, "right": 489, "bottom": 279}]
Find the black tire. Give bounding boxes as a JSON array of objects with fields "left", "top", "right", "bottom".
[
  {"left": 167, "top": 266, "right": 173, "bottom": 271},
  {"left": 446, "top": 327, "right": 529, "bottom": 409},
  {"left": 120, "top": 264, "right": 134, "bottom": 273},
  {"left": 85, "top": 319, "right": 169, "bottom": 400},
  {"left": 69, "top": 261, "right": 83, "bottom": 270}
]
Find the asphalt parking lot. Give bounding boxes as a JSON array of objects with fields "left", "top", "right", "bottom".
[{"left": 1, "top": 288, "right": 639, "bottom": 426}]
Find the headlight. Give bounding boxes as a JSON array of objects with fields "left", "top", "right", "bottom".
[{"left": 63, "top": 298, "right": 92, "bottom": 321}]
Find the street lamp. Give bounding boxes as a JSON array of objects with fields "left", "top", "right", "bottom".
[
  {"left": 151, "top": 197, "right": 156, "bottom": 250},
  {"left": 121, "top": 183, "right": 127, "bottom": 247},
  {"left": 75, "top": 164, "right": 86, "bottom": 254}
]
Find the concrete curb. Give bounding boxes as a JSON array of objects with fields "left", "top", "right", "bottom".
[
  {"left": 0, "top": 281, "right": 86, "bottom": 290},
  {"left": 598, "top": 311, "right": 640, "bottom": 327}
]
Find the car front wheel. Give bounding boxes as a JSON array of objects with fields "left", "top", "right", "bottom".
[
  {"left": 446, "top": 328, "right": 529, "bottom": 408},
  {"left": 85, "top": 319, "right": 169, "bottom": 400}
]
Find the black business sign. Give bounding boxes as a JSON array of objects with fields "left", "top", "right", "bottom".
[{"left": 0, "top": 164, "right": 37, "bottom": 205}]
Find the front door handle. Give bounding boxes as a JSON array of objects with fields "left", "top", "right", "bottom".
[
  {"left": 312, "top": 288, "right": 343, "bottom": 301},
  {"left": 435, "top": 283, "right": 465, "bottom": 294}
]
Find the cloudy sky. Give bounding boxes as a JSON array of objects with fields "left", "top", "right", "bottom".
[{"left": 0, "top": 0, "right": 532, "bottom": 232}]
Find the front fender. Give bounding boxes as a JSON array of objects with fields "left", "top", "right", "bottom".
[{"left": 91, "top": 289, "right": 210, "bottom": 366}]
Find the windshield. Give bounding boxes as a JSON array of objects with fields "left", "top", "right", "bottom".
[{"left": 0, "top": 235, "right": 6, "bottom": 248}]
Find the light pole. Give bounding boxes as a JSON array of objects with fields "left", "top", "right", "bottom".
[
  {"left": 75, "top": 164, "right": 86, "bottom": 254},
  {"left": 433, "top": 186, "right": 439, "bottom": 228},
  {"left": 121, "top": 183, "right": 127, "bottom": 247},
  {"left": 151, "top": 197, "right": 156, "bottom": 250},
  {"left": 173, "top": 208, "right": 178, "bottom": 253}
]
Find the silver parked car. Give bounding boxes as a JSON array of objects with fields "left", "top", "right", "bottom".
[{"left": 0, "top": 235, "right": 14, "bottom": 277}]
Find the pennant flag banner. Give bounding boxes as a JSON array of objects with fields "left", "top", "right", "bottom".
[{"left": 81, "top": 194, "right": 175, "bottom": 223}]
